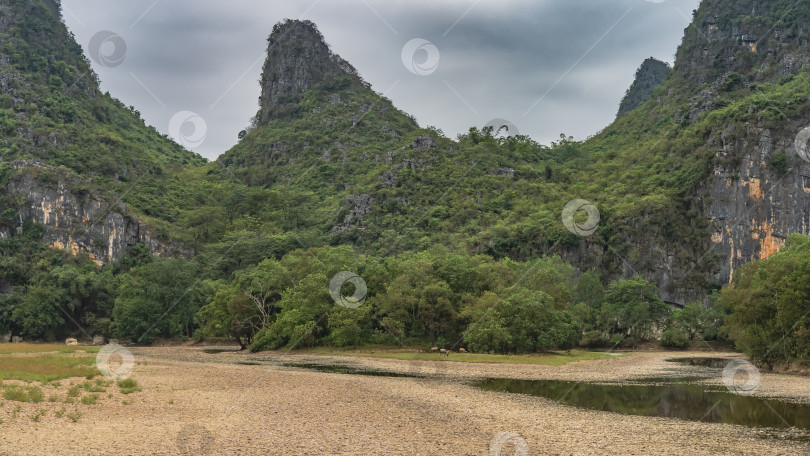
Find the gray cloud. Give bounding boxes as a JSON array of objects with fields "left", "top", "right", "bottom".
[{"left": 61, "top": 0, "right": 701, "bottom": 160}]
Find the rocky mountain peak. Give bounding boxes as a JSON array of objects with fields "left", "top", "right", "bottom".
[
  {"left": 257, "top": 19, "right": 361, "bottom": 123},
  {"left": 616, "top": 57, "right": 670, "bottom": 118}
]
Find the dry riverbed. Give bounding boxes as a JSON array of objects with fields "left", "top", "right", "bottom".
[{"left": 1, "top": 347, "right": 809, "bottom": 455}]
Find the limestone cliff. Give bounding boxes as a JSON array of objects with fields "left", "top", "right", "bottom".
[{"left": 1, "top": 163, "right": 187, "bottom": 264}]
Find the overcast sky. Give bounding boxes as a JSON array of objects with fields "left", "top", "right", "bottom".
[{"left": 60, "top": 0, "right": 701, "bottom": 161}]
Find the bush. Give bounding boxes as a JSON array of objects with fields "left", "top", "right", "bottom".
[
  {"left": 579, "top": 330, "right": 610, "bottom": 348},
  {"left": 661, "top": 327, "right": 691, "bottom": 349}
]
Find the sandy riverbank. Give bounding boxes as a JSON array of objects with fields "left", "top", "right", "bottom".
[{"left": 1, "top": 347, "right": 808, "bottom": 455}]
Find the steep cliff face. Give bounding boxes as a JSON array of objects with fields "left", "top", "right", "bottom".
[
  {"left": 1, "top": 163, "right": 188, "bottom": 264},
  {"left": 676, "top": 0, "right": 810, "bottom": 285},
  {"left": 700, "top": 119, "right": 810, "bottom": 284},
  {"left": 593, "top": 0, "right": 810, "bottom": 302}
]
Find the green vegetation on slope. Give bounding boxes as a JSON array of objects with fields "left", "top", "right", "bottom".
[{"left": 719, "top": 234, "right": 810, "bottom": 368}]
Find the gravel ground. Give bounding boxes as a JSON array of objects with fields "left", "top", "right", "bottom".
[{"left": 1, "top": 347, "right": 808, "bottom": 455}]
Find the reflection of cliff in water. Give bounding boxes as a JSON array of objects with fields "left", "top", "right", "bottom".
[{"left": 474, "top": 378, "right": 810, "bottom": 433}]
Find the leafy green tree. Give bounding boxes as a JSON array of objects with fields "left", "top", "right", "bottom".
[
  {"left": 113, "top": 259, "right": 213, "bottom": 342},
  {"left": 328, "top": 304, "right": 372, "bottom": 347},
  {"left": 599, "top": 275, "right": 670, "bottom": 342},
  {"left": 12, "top": 284, "right": 66, "bottom": 340},
  {"left": 574, "top": 269, "right": 605, "bottom": 308},
  {"left": 250, "top": 273, "right": 332, "bottom": 351},
  {"left": 719, "top": 234, "right": 810, "bottom": 367}
]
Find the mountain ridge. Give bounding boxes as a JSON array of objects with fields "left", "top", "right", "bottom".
[{"left": 2, "top": 1, "right": 810, "bottom": 307}]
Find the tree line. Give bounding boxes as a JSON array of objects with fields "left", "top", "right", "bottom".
[{"left": 2, "top": 226, "right": 807, "bottom": 368}]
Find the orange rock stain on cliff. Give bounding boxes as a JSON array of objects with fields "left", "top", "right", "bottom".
[
  {"left": 746, "top": 178, "right": 764, "bottom": 201},
  {"left": 750, "top": 219, "right": 784, "bottom": 260}
]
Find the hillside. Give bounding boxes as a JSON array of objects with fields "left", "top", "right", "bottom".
[
  {"left": 1, "top": 0, "right": 809, "bottom": 352},
  {"left": 215, "top": 3, "right": 810, "bottom": 304},
  {"left": 0, "top": 0, "right": 206, "bottom": 263}
]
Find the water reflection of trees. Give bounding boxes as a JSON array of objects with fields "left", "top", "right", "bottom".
[{"left": 476, "top": 379, "right": 810, "bottom": 431}]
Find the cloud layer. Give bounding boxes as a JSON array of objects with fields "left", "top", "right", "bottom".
[{"left": 61, "top": 0, "right": 701, "bottom": 160}]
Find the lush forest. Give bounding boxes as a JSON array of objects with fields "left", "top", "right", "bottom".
[
  {"left": 0, "top": 227, "right": 730, "bottom": 355},
  {"left": 0, "top": 0, "right": 809, "bottom": 373}
]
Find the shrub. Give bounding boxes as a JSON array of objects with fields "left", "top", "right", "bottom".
[
  {"left": 661, "top": 327, "right": 691, "bottom": 349},
  {"left": 579, "top": 330, "right": 610, "bottom": 348}
]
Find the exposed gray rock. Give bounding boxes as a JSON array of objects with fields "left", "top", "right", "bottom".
[
  {"left": 332, "top": 194, "right": 372, "bottom": 233},
  {"left": 489, "top": 168, "right": 515, "bottom": 178},
  {"left": 380, "top": 171, "right": 398, "bottom": 188},
  {"left": 258, "top": 20, "right": 360, "bottom": 123},
  {"left": 412, "top": 134, "right": 437, "bottom": 151},
  {"left": 2, "top": 166, "right": 189, "bottom": 265}
]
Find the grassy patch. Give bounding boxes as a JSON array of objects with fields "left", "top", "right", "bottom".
[
  {"left": 0, "top": 343, "right": 99, "bottom": 355},
  {"left": 30, "top": 409, "right": 46, "bottom": 422},
  {"left": 3, "top": 385, "right": 44, "bottom": 403},
  {"left": 80, "top": 394, "right": 98, "bottom": 405},
  {"left": 66, "top": 410, "right": 82, "bottom": 423},
  {"left": 117, "top": 378, "right": 141, "bottom": 394},
  {"left": 81, "top": 381, "right": 106, "bottom": 393},
  {"left": 295, "top": 347, "right": 616, "bottom": 366},
  {"left": 0, "top": 353, "right": 99, "bottom": 382},
  {"left": 67, "top": 384, "right": 82, "bottom": 398}
]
